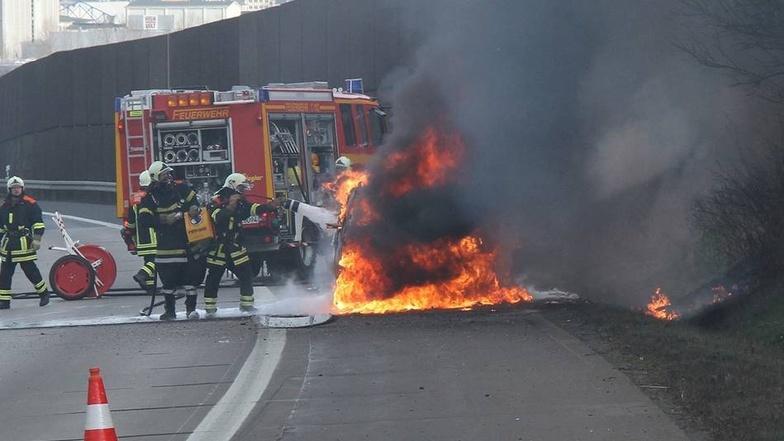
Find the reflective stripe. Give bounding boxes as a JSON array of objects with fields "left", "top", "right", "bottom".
[
  {"left": 155, "top": 256, "right": 188, "bottom": 263},
  {"left": 84, "top": 403, "right": 115, "bottom": 430}
]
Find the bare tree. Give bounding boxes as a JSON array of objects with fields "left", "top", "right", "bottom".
[
  {"left": 692, "top": 145, "right": 784, "bottom": 276},
  {"left": 680, "top": 0, "right": 784, "bottom": 104}
]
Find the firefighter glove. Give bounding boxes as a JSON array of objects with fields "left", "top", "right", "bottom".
[
  {"left": 121, "top": 227, "right": 134, "bottom": 245},
  {"left": 159, "top": 212, "right": 182, "bottom": 225},
  {"left": 188, "top": 205, "right": 200, "bottom": 218},
  {"left": 31, "top": 235, "right": 41, "bottom": 251}
]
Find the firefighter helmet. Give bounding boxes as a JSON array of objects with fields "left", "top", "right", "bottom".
[
  {"left": 335, "top": 156, "right": 351, "bottom": 170},
  {"left": 138, "top": 170, "right": 152, "bottom": 188},
  {"left": 223, "top": 173, "right": 253, "bottom": 193},
  {"left": 7, "top": 176, "right": 24, "bottom": 190},
  {"left": 148, "top": 161, "right": 173, "bottom": 183}
]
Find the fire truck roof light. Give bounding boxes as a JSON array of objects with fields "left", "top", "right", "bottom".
[
  {"left": 345, "top": 78, "right": 363, "bottom": 94},
  {"left": 214, "top": 89, "right": 257, "bottom": 104}
]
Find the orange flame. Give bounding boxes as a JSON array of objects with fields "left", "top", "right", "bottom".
[
  {"left": 645, "top": 288, "right": 680, "bottom": 321},
  {"left": 334, "top": 236, "right": 532, "bottom": 314},
  {"left": 332, "top": 125, "right": 531, "bottom": 314},
  {"left": 324, "top": 169, "right": 369, "bottom": 220},
  {"left": 383, "top": 126, "right": 462, "bottom": 197}
]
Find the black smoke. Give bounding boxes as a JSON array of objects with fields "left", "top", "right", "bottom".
[{"left": 357, "top": 0, "right": 774, "bottom": 305}]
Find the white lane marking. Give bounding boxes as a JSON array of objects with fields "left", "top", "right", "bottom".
[
  {"left": 187, "top": 287, "right": 287, "bottom": 441},
  {"left": 42, "top": 211, "right": 122, "bottom": 230}
]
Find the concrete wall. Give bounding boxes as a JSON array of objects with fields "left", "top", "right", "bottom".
[
  {"left": 0, "top": 0, "right": 59, "bottom": 59},
  {"left": 0, "top": 0, "right": 419, "bottom": 202}
]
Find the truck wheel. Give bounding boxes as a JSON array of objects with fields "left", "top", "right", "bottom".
[{"left": 49, "top": 255, "right": 96, "bottom": 300}]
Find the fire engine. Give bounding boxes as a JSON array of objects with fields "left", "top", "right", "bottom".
[{"left": 114, "top": 80, "right": 387, "bottom": 280}]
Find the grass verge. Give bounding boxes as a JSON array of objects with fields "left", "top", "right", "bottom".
[{"left": 539, "top": 281, "right": 784, "bottom": 441}]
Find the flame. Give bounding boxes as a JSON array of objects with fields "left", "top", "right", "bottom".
[
  {"left": 324, "top": 169, "right": 369, "bottom": 220},
  {"left": 334, "top": 236, "right": 532, "bottom": 314},
  {"left": 332, "top": 125, "right": 531, "bottom": 314},
  {"left": 710, "top": 284, "right": 733, "bottom": 303},
  {"left": 383, "top": 126, "right": 462, "bottom": 197},
  {"left": 645, "top": 288, "right": 680, "bottom": 321}
]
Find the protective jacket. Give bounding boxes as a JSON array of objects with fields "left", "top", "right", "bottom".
[
  {"left": 0, "top": 195, "right": 45, "bottom": 263},
  {"left": 207, "top": 188, "right": 276, "bottom": 267},
  {"left": 123, "top": 191, "right": 156, "bottom": 256},
  {"left": 138, "top": 181, "right": 198, "bottom": 263}
]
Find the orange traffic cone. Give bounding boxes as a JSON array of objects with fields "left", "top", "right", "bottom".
[{"left": 84, "top": 367, "right": 118, "bottom": 441}]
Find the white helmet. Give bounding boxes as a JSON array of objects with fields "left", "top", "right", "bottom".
[
  {"left": 335, "top": 156, "right": 351, "bottom": 170},
  {"left": 138, "top": 170, "right": 152, "bottom": 188},
  {"left": 148, "top": 161, "right": 173, "bottom": 183},
  {"left": 223, "top": 172, "right": 252, "bottom": 193},
  {"left": 7, "top": 176, "right": 24, "bottom": 190}
]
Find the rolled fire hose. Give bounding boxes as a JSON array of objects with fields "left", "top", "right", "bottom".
[
  {"left": 175, "top": 132, "right": 188, "bottom": 145},
  {"left": 187, "top": 148, "right": 200, "bottom": 162},
  {"left": 187, "top": 132, "right": 198, "bottom": 145},
  {"left": 163, "top": 133, "right": 176, "bottom": 147},
  {"left": 176, "top": 149, "right": 188, "bottom": 162},
  {"left": 163, "top": 150, "right": 177, "bottom": 163}
]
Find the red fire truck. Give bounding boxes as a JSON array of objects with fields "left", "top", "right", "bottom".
[{"left": 114, "top": 80, "right": 387, "bottom": 280}]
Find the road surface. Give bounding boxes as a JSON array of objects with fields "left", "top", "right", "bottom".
[{"left": 0, "top": 201, "right": 692, "bottom": 441}]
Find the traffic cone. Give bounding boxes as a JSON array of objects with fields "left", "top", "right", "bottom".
[{"left": 84, "top": 367, "right": 118, "bottom": 441}]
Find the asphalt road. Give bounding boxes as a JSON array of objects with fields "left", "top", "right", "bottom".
[{"left": 0, "top": 200, "right": 692, "bottom": 441}]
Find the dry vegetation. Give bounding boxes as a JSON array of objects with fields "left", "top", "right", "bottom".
[{"left": 541, "top": 283, "right": 784, "bottom": 441}]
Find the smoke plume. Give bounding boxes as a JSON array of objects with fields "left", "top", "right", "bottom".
[{"left": 371, "top": 0, "right": 772, "bottom": 305}]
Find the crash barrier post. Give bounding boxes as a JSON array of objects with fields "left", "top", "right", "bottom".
[{"left": 84, "top": 367, "right": 118, "bottom": 441}]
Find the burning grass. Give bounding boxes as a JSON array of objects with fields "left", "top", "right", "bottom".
[{"left": 541, "top": 282, "right": 784, "bottom": 441}]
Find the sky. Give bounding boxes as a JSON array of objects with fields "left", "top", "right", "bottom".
[{"left": 370, "top": 0, "right": 775, "bottom": 305}]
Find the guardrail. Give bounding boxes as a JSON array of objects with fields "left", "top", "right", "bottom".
[{"left": 24, "top": 180, "right": 116, "bottom": 193}]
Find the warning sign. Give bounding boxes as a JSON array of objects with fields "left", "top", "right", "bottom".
[{"left": 144, "top": 15, "right": 158, "bottom": 30}]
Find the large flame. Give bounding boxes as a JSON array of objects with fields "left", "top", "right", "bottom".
[{"left": 331, "top": 125, "right": 531, "bottom": 314}]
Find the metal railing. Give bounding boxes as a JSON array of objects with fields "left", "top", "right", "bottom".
[{"left": 24, "top": 180, "right": 116, "bottom": 193}]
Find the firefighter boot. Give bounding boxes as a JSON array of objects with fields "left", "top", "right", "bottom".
[
  {"left": 132, "top": 271, "right": 147, "bottom": 291},
  {"left": 0, "top": 300, "right": 9, "bottom": 310},
  {"left": 239, "top": 295, "right": 257, "bottom": 314},
  {"left": 39, "top": 291, "right": 50, "bottom": 307},
  {"left": 185, "top": 295, "right": 199, "bottom": 320},
  {"left": 159, "top": 295, "right": 177, "bottom": 321}
]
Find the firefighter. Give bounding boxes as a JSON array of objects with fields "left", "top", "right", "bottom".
[
  {"left": 203, "top": 173, "right": 280, "bottom": 316},
  {"left": 335, "top": 155, "right": 352, "bottom": 172},
  {"left": 138, "top": 161, "right": 202, "bottom": 320},
  {"left": 122, "top": 171, "right": 157, "bottom": 292},
  {"left": 0, "top": 176, "right": 49, "bottom": 309},
  {"left": 320, "top": 156, "right": 354, "bottom": 212}
]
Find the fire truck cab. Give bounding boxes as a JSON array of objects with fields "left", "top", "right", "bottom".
[{"left": 115, "top": 80, "right": 386, "bottom": 280}]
